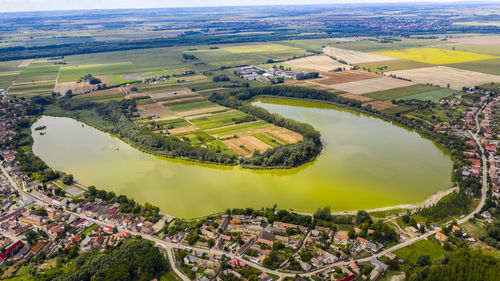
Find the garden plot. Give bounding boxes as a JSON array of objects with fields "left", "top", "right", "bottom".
[
  {"left": 330, "top": 76, "right": 415, "bottom": 95},
  {"left": 148, "top": 88, "right": 194, "bottom": 100},
  {"left": 284, "top": 55, "right": 348, "bottom": 72},
  {"left": 323, "top": 46, "right": 399, "bottom": 64},
  {"left": 386, "top": 66, "right": 500, "bottom": 90},
  {"left": 137, "top": 103, "right": 172, "bottom": 118},
  {"left": 54, "top": 81, "right": 98, "bottom": 94}
]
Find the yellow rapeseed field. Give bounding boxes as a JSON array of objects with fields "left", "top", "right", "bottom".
[{"left": 371, "top": 47, "right": 498, "bottom": 64}]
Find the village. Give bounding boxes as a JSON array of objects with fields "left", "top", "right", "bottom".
[{"left": 0, "top": 84, "right": 498, "bottom": 281}]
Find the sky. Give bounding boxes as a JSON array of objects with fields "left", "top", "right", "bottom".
[{"left": 0, "top": 0, "right": 495, "bottom": 13}]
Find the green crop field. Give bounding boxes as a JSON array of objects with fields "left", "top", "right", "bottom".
[
  {"left": 449, "top": 58, "right": 500, "bottom": 76},
  {"left": 0, "top": 60, "right": 23, "bottom": 72},
  {"left": 8, "top": 81, "right": 55, "bottom": 95},
  {"left": 363, "top": 84, "right": 438, "bottom": 100},
  {"left": 190, "top": 111, "right": 248, "bottom": 129},
  {"left": 16, "top": 65, "right": 60, "bottom": 83},
  {"left": 167, "top": 100, "right": 218, "bottom": 112},
  {"left": 58, "top": 62, "right": 135, "bottom": 83},
  {"left": 0, "top": 74, "right": 16, "bottom": 89},
  {"left": 207, "top": 120, "right": 271, "bottom": 136},
  {"left": 396, "top": 88, "right": 457, "bottom": 102}
]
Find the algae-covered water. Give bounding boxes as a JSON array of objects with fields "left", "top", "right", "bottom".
[{"left": 32, "top": 98, "right": 453, "bottom": 218}]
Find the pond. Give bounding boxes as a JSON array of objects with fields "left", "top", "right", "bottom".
[{"left": 32, "top": 98, "right": 453, "bottom": 218}]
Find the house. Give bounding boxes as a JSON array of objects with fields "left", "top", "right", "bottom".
[
  {"left": 435, "top": 232, "right": 448, "bottom": 242},
  {"left": 229, "top": 258, "right": 248, "bottom": 268},
  {"left": 452, "top": 225, "right": 461, "bottom": 232},
  {"left": 30, "top": 241, "right": 43, "bottom": 255},
  {"left": 416, "top": 222, "right": 426, "bottom": 229},
  {"left": 102, "top": 226, "right": 114, "bottom": 234}
]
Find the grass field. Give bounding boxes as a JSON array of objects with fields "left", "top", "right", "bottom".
[
  {"left": 372, "top": 47, "right": 498, "bottom": 64},
  {"left": 58, "top": 62, "right": 135, "bottom": 83},
  {"left": 396, "top": 88, "right": 457, "bottom": 102},
  {"left": 363, "top": 84, "right": 438, "bottom": 100},
  {"left": 394, "top": 239, "right": 447, "bottom": 264}
]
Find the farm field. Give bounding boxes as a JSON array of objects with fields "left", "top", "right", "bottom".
[
  {"left": 330, "top": 76, "right": 415, "bottom": 95},
  {"left": 371, "top": 47, "right": 498, "bottom": 64},
  {"left": 437, "top": 43, "right": 500, "bottom": 56},
  {"left": 315, "top": 70, "right": 380, "bottom": 85},
  {"left": 186, "top": 43, "right": 311, "bottom": 67},
  {"left": 7, "top": 81, "right": 55, "bottom": 95},
  {"left": 386, "top": 66, "right": 500, "bottom": 90},
  {"left": 449, "top": 35, "right": 500, "bottom": 45},
  {"left": 396, "top": 88, "right": 457, "bottom": 102},
  {"left": 15, "top": 65, "right": 60, "bottom": 83},
  {"left": 283, "top": 55, "right": 347, "bottom": 72},
  {"left": 132, "top": 89, "right": 302, "bottom": 157},
  {"left": 74, "top": 87, "right": 125, "bottom": 102},
  {"left": 326, "top": 38, "right": 450, "bottom": 52},
  {"left": 54, "top": 81, "right": 98, "bottom": 95},
  {"left": 339, "top": 93, "right": 374, "bottom": 102},
  {"left": 362, "top": 84, "right": 438, "bottom": 101},
  {"left": 359, "top": 59, "right": 431, "bottom": 72},
  {"left": 362, "top": 101, "right": 397, "bottom": 111},
  {"left": 323, "top": 46, "right": 398, "bottom": 64},
  {"left": 449, "top": 58, "right": 500, "bottom": 76}
]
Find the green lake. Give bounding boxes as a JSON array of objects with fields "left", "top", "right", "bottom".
[{"left": 31, "top": 98, "right": 453, "bottom": 218}]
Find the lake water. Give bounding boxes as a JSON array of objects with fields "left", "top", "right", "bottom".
[{"left": 31, "top": 98, "right": 453, "bottom": 218}]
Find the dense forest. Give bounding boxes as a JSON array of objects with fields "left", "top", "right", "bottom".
[
  {"left": 47, "top": 239, "right": 168, "bottom": 281},
  {"left": 416, "top": 191, "right": 472, "bottom": 220}
]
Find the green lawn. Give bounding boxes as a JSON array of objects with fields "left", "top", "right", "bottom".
[{"left": 363, "top": 84, "right": 438, "bottom": 101}]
